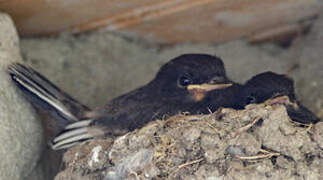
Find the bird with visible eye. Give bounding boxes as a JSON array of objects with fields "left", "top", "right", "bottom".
[
  {"left": 8, "top": 54, "right": 239, "bottom": 150},
  {"left": 178, "top": 76, "right": 192, "bottom": 87},
  {"left": 237, "top": 71, "right": 320, "bottom": 124}
]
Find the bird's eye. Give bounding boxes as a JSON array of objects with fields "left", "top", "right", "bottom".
[
  {"left": 245, "top": 95, "right": 257, "bottom": 105},
  {"left": 178, "top": 76, "right": 192, "bottom": 87}
]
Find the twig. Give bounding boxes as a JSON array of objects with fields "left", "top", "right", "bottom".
[
  {"left": 232, "top": 117, "right": 261, "bottom": 137},
  {"left": 206, "top": 122, "right": 217, "bottom": 132},
  {"left": 237, "top": 149, "right": 280, "bottom": 160},
  {"left": 238, "top": 117, "right": 261, "bottom": 133},
  {"left": 170, "top": 158, "right": 204, "bottom": 175},
  {"left": 289, "top": 120, "right": 313, "bottom": 133},
  {"left": 174, "top": 158, "right": 204, "bottom": 172},
  {"left": 305, "top": 123, "right": 313, "bottom": 132},
  {"left": 259, "top": 149, "right": 271, "bottom": 154}
]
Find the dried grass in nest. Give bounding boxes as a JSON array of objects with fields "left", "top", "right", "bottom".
[{"left": 56, "top": 102, "right": 322, "bottom": 180}]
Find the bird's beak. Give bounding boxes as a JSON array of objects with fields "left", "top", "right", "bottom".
[
  {"left": 187, "top": 83, "right": 232, "bottom": 102},
  {"left": 187, "top": 83, "right": 232, "bottom": 92},
  {"left": 264, "top": 95, "right": 299, "bottom": 110}
]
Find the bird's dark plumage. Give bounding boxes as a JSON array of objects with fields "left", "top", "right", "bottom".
[
  {"left": 9, "top": 54, "right": 239, "bottom": 150},
  {"left": 238, "top": 71, "right": 320, "bottom": 124}
]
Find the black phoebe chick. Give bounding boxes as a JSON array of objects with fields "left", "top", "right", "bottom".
[
  {"left": 237, "top": 71, "right": 320, "bottom": 124},
  {"left": 9, "top": 54, "right": 236, "bottom": 150}
]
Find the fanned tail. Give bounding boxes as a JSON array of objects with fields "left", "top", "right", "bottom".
[
  {"left": 51, "top": 119, "right": 97, "bottom": 150},
  {"left": 52, "top": 116, "right": 128, "bottom": 150},
  {"left": 8, "top": 63, "right": 91, "bottom": 130}
]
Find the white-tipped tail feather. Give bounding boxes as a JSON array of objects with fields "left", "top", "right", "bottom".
[
  {"left": 64, "top": 119, "right": 93, "bottom": 129},
  {"left": 51, "top": 119, "right": 106, "bottom": 150},
  {"left": 52, "top": 133, "right": 95, "bottom": 150},
  {"left": 8, "top": 63, "right": 90, "bottom": 123},
  {"left": 8, "top": 63, "right": 94, "bottom": 150}
]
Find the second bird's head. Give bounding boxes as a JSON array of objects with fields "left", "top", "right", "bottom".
[
  {"left": 237, "top": 71, "right": 297, "bottom": 108},
  {"left": 151, "top": 54, "right": 232, "bottom": 102}
]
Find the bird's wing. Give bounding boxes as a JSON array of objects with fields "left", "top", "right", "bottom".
[
  {"left": 51, "top": 94, "right": 167, "bottom": 150},
  {"left": 8, "top": 63, "right": 91, "bottom": 127}
]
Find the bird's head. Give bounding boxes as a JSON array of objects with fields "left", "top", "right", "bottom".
[
  {"left": 238, "top": 71, "right": 297, "bottom": 108},
  {"left": 151, "top": 54, "right": 232, "bottom": 102}
]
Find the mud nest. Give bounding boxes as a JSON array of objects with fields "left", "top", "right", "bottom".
[{"left": 55, "top": 101, "right": 323, "bottom": 180}]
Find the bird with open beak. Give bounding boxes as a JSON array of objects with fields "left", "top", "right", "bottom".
[
  {"left": 9, "top": 54, "right": 237, "bottom": 150},
  {"left": 237, "top": 71, "right": 320, "bottom": 124}
]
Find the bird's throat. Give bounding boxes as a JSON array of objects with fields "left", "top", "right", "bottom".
[{"left": 190, "top": 91, "right": 206, "bottom": 102}]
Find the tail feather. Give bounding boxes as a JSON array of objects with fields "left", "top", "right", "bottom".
[
  {"left": 64, "top": 119, "right": 93, "bottom": 130},
  {"left": 8, "top": 63, "right": 91, "bottom": 129},
  {"left": 51, "top": 117, "right": 128, "bottom": 150},
  {"left": 8, "top": 63, "right": 131, "bottom": 150},
  {"left": 51, "top": 119, "right": 106, "bottom": 150},
  {"left": 52, "top": 132, "right": 95, "bottom": 150}
]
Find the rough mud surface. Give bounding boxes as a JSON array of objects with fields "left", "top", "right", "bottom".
[{"left": 55, "top": 103, "right": 323, "bottom": 180}]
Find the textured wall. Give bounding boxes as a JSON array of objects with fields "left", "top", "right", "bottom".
[{"left": 0, "top": 13, "right": 43, "bottom": 180}]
